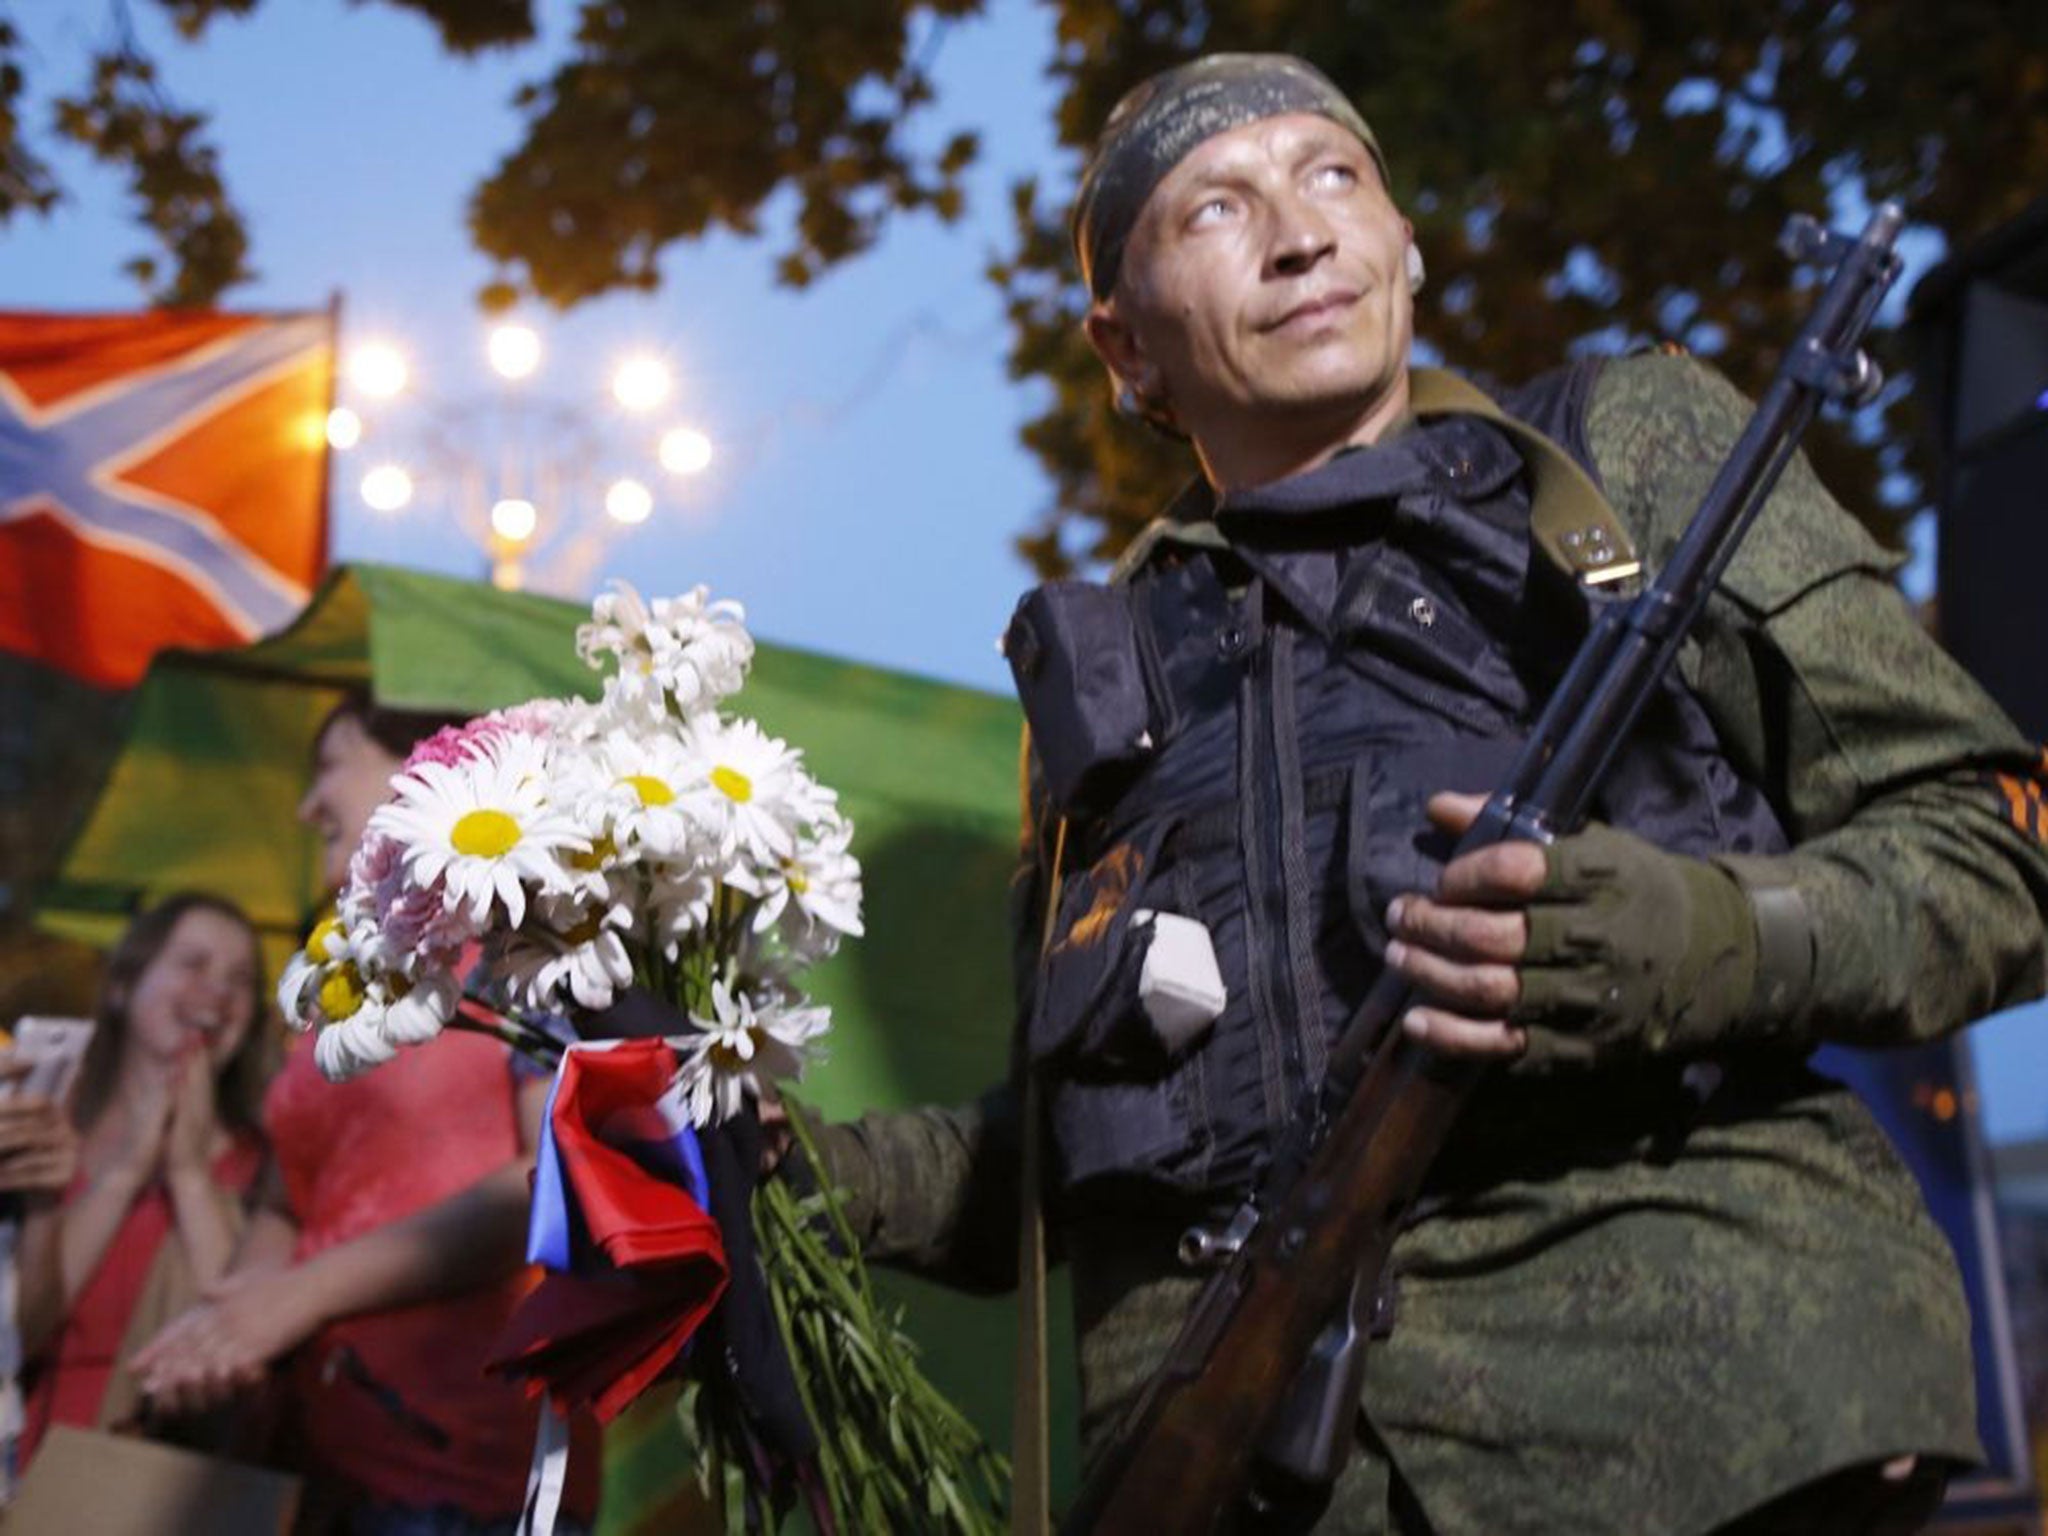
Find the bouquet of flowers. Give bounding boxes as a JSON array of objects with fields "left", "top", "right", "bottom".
[{"left": 278, "top": 583, "right": 1006, "bottom": 1533}]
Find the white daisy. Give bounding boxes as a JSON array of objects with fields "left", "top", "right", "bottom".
[
  {"left": 673, "top": 981, "right": 829, "bottom": 1127},
  {"left": 578, "top": 581, "right": 753, "bottom": 719},
  {"left": 278, "top": 913, "right": 355, "bottom": 1029},
  {"left": 675, "top": 717, "right": 807, "bottom": 871},
  {"left": 752, "top": 814, "right": 865, "bottom": 942},
  {"left": 647, "top": 861, "right": 718, "bottom": 955},
  {"left": 313, "top": 970, "right": 459, "bottom": 1082},
  {"left": 369, "top": 732, "right": 585, "bottom": 930},
  {"left": 278, "top": 952, "right": 320, "bottom": 1028},
  {"left": 501, "top": 893, "right": 637, "bottom": 1012},
  {"left": 569, "top": 729, "right": 701, "bottom": 862},
  {"left": 545, "top": 773, "right": 633, "bottom": 907}
]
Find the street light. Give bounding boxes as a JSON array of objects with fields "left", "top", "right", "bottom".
[
  {"left": 611, "top": 355, "right": 672, "bottom": 413},
  {"left": 488, "top": 324, "right": 542, "bottom": 381},
  {"left": 361, "top": 464, "right": 414, "bottom": 513},
  {"left": 491, "top": 497, "right": 539, "bottom": 543},
  {"left": 330, "top": 321, "right": 713, "bottom": 592},
  {"left": 348, "top": 342, "right": 409, "bottom": 399},
  {"left": 658, "top": 426, "right": 714, "bottom": 476},
  {"left": 604, "top": 477, "right": 653, "bottom": 526}
]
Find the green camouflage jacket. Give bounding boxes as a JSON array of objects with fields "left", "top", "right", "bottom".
[{"left": 819, "top": 352, "right": 2048, "bottom": 1535}]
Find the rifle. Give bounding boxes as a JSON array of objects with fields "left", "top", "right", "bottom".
[{"left": 1059, "top": 204, "right": 1907, "bottom": 1534}]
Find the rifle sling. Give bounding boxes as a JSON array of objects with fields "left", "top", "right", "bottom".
[{"left": 1012, "top": 818, "right": 1068, "bottom": 1535}]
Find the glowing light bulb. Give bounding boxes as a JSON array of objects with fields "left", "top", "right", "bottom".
[
  {"left": 487, "top": 323, "right": 541, "bottom": 381},
  {"left": 348, "top": 343, "right": 409, "bottom": 399},
  {"left": 491, "top": 497, "right": 538, "bottom": 543},
  {"left": 326, "top": 407, "right": 363, "bottom": 450},
  {"left": 612, "top": 355, "right": 672, "bottom": 413},
  {"left": 605, "top": 477, "right": 653, "bottom": 525},
  {"left": 360, "top": 464, "right": 413, "bottom": 513},
  {"left": 658, "top": 426, "right": 714, "bottom": 476}
]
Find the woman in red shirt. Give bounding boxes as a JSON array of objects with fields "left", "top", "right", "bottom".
[
  {"left": 132, "top": 696, "right": 600, "bottom": 1535},
  {"left": 17, "top": 892, "right": 271, "bottom": 1453}
]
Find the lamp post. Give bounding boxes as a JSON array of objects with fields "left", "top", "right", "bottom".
[{"left": 330, "top": 323, "right": 715, "bottom": 593}]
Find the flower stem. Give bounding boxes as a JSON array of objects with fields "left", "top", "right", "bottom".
[{"left": 448, "top": 1004, "right": 563, "bottom": 1068}]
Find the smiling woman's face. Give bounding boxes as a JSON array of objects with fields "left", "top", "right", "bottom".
[
  {"left": 124, "top": 906, "right": 260, "bottom": 1070},
  {"left": 1090, "top": 112, "right": 1416, "bottom": 483}
]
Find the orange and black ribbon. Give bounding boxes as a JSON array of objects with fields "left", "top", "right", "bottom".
[{"left": 1990, "top": 747, "right": 2048, "bottom": 842}]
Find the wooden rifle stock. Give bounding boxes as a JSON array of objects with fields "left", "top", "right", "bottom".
[
  {"left": 1061, "top": 978, "right": 1473, "bottom": 1534},
  {"left": 1059, "top": 205, "right": 1906, "bottom": 1534}
]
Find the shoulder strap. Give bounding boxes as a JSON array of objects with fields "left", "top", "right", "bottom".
[
  {"left": 1407, "top": 367, "right": 1641, "bottom": 587},
  {"left": 1109, "top": 515, "right": 1228, "bottom": 586}
]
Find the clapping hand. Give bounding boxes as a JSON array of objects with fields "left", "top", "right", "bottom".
[{"left": 162, "top": 1052, "right": 219, "bottom": 1177}]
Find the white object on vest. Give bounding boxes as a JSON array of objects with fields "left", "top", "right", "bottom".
[{"left": 1134, "top": 911, "right": 1229, "bottom": 1052}]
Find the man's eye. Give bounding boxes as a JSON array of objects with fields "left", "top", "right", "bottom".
[
  {"left": 1310, "top": 163, "right": 1358, "bottom": 191},
  {"left": 1187, "top": 195, "right": 1236, "bottom": 228}
]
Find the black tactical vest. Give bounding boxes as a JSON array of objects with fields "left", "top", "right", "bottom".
[{"left": 1012, "top": 363, "right": 1791, "bottom": 1200}]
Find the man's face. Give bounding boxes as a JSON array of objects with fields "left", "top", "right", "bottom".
[{"left": 1089, "top": 112, "right": 1415, "bottom": 480}]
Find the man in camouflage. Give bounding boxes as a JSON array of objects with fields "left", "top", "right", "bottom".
[{"left": 817, "top": 53, "right": 2048, "bottom": 1534}]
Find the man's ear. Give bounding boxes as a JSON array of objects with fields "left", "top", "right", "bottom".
[{"left": 1083, "top": 298, "right": 1160, "bottom": 403}]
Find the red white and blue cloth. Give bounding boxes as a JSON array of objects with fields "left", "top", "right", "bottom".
[{"left": 491, "top": 1039, "right": 729, "bottom": 1536}]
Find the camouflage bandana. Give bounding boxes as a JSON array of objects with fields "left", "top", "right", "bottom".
[{"left": 1072, "top": 53, "right": 1390, "bottom": 300}]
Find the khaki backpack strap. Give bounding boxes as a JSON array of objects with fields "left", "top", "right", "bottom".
[
  {"left": 1011, "top": 1069, "right": 1051, "bottom": 1535},
  {"left": 1109, "top": 515, "right": 1230, "bottom": 585},
  {"left": 1408, "top": 367, "right": 1642, "bottom": 587},
  {"left": 1011, "top": 816, "right": 1067, "bottom": 1536}
]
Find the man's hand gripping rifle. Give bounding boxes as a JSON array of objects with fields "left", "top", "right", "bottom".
[{"left": 1059, "top": 204, "right": 1907, "bottom": 1535}]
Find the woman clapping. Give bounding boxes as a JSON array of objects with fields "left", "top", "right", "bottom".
[{"left": 15, "top": 893, "right": 270, "bottom": 1454}]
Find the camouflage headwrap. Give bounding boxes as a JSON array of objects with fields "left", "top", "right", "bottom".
[{"left": 1072, "top": 53, "right": 1389, "bottom": 300}]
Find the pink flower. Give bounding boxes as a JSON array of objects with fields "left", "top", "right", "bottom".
[
  {"left": 493, "top": 699, "right": 571, "bottom": 737},
  {"left": 399, "top": 705, "right": 567, "bottom": 777},
  {"left": 402, "top": 715, "right": 507, "bottom": 773},
  {"left": 344, "top": 829, "right": 471, "bottom": 968}
]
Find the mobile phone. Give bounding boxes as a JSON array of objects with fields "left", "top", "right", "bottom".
[{"left": 0, "top": 1018, "right": 94, "bottom": 1104}]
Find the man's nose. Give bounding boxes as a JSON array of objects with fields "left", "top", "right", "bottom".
[
  {"left": 1266, "top": 195, "right": 1337, "bottom": 276},
  {"left": 295, "top": 785, "right": 319, "bottom": 825}
]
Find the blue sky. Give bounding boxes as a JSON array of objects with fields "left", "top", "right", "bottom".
[{"left": 9, "top": 2, "right": 2046, "bottom": 1146}]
